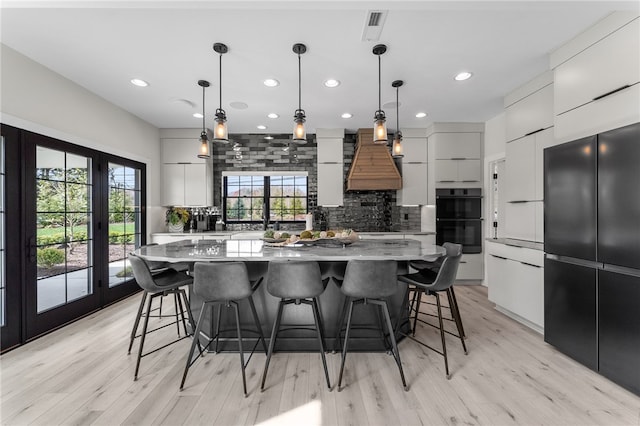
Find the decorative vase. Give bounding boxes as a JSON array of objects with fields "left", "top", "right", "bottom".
[{"left": 168, "top": 223, "right": 184, "bottom": 233}]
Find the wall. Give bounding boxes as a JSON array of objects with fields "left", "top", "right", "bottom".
[
  {"left": 0, "top": 44, "right": 164, "bottom": 235},
  {"left": 212, "top": 133, "right": 420, "bottom": 232}
]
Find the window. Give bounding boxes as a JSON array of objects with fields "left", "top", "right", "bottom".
[{"left": 223, "top": 173, "right": 308, "bottom": 223}]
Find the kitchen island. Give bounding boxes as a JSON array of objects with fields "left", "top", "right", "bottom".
[{"left": 136, "top": 238, "right": 444, "bottom": 352}]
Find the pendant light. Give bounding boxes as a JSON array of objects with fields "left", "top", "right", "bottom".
[
  {"left": 196, "top": 79, "right": 211, "bottom": 159},
  {"left": 372, "top": 44, "right": 388, "bottom": 144},
  {"left": 292, "top": 43, "right": 307, "bottom": 143},
  {"left": 391, "top": 80, "right": 404, "bottom": 158},
  {"left": 213, "top": 42, "right": 229, "bottom": 143}
]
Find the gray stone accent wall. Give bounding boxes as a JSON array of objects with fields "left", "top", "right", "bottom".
[{"left": 212, "top": 133, "right": 420, "bottom": 232}]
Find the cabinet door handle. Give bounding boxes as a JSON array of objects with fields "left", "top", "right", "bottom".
[
  {"left": 593, "top": 84, "right": 631, "bottom": 101},
  {"left": 177, "top": 162, "right": 190, "bottom": 164},
  {"left": 524, "top": 128, "right": 545, "bottom": 136},
  {"left": 462, "top": 180, "right": 479, "bottom": 182},
  {"left": 507, "top": 200, "right": 529, "bottom": 203},
  {"left": 490, "top": 254, "right": 508, "bottom": 260},
  {"left": 520, "top": 261, "right": 542, "bottom": 268},
  {"left": 450, "top": 157, "right": 466, "bottom": 160},
  {"left": 438, "top": 180, "right": 456, "bottom": 183}
]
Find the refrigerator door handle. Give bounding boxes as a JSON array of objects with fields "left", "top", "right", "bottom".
[
  {"left": 545, "top": 253, "right": 603, "bottom": 269},
  {"left": 603, "top": 263, "right": 640, "bottom": 278}
]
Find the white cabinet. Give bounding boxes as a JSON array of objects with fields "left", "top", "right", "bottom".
[
  {"left": 162, "top": 163, "right": 211, "bottom": 207},
  {"left": 316, "top": 129, "right": 344, "bottom": 206},
  {"left": 505, "top": 84, "right": 554, "bottom": 142},
  {"left": 397, "top": 135, "right": 428, "bottom": 206},
  {"left": 160, "top": 130, "right": 213, "bottom": 207},
  {"left": 553, "top": 17, "right": 640, "bottom": 142},
  {"left": 505, "top": 201, "right": 541, "bottom": 242},
  {"left": 434, "top": 159, "right": 481, "bottom": 185},
  {"left": 505, "top": 136, "right": 535, "bottom": 202},
  {"left": 457, "top": 253, "right": 484, "bottom": 281},
  {"left": 317, "top": 163, "right": 344, "bottom": 207},
  {"left": 486, "top": 241, "right": 544, "bottom": 331},
  {"left": 432, "top": 133, "right": 481, "bottom": 159}
]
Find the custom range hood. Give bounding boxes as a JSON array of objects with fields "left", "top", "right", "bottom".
[{"left": 346, "top": 128, "right": 402, "bottom": 191}]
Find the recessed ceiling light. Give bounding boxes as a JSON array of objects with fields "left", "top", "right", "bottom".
[
  {"left": 416, "top": 112, "right": 427, "bottom": 118},
  {"left": 454, "top": 71, "right": 473, "bottom": 81},
  {"left": 267, "top": 113, "right": 279, "bottom": 119},
  {"left": 230, "top": 101, "right": 248, "bottom": 110},
  {"left": 341, "top": 113, "right": 353, "bottom": 119},
  {"left": 263, "top": 79, "right": 279, "bottom": 87},
  {"left": 264, "top": 136, "right": 274, "bottom": 140},
  {"left": 193, "top": 113, "right": 203, "bottom": 118},
  {"left": 257, "top": 125, "right": 267, "bottom": 130},
  {"left": 130, "top": 78, "right": 149, "bottom": 87},
  {"left": 324, "top": 79, "right": 340, "bottom": 88}
]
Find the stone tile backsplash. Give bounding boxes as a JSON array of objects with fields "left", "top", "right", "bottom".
[{"left": 212, "top": 133, "right": 420, "bottom": 232}]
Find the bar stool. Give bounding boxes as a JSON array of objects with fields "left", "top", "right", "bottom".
[
  {"left": 128, "top": 253, "right": 195, "bottom": 380},
  {"left": 337, "top": 259, "right": 408, "bottom": 392},
  {"left": 408, "top": 242, "right": 466, "bottom": 338},
  {"left": 127, "top": 244, "right": 190, "bottom": 355},
  {"left": 260, "top": 260, "right": 331, "bottom": 391},
  {"left": 180, "top": 261, "right": 267, "bottom": 397},
  {"left": 398, "top": 243, "right": 467, "bottom": 379}
]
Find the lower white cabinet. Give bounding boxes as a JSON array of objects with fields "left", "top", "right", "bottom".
[
  {"left": 456, "top": 253, "right": 484, "bottom": 281},
  {"left": 487, "top": 241, "right": 544, "bottom": 330}
]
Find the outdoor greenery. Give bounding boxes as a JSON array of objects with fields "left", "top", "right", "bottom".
[{"left": 36, "top": 247, "right": 65, "bottom": 268}]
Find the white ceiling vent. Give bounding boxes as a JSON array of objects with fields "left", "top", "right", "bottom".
[{"left": 361, "top": 10, "right": 388, "bottom": 41}]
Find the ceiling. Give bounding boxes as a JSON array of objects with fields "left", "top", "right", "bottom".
[{"left": 2, "top": 1, "right": 638, "bottom": 135}]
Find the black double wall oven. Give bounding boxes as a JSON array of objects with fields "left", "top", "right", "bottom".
[{"left": 436, "top": 188, "right": 482, "bottom": 254}]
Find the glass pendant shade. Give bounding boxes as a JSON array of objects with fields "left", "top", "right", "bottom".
[
  {"left": 293, "top": 110, "right": 306, "bottom": 141},
  {"left": 392, "top": 132, "right": 404, "bottom": 158},
  {"left": 373, "top": 111, "right": 388, "bottom": 143},
  {"left": 213, "top": 109, "right": 228, "bottom": 142},
  {"left": 198, "top": 132, "right": 210, "bottom": 159}
]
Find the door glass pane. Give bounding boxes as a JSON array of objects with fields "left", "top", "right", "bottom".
[
  {"left": 1, "top": 136, "right": 5, "bottom": 326},
  {"left": 36, "top": 147, "right": 93, "bottom": 313},
  {"left": 108, "top": 163, "right": 140, "bottom": 287}
]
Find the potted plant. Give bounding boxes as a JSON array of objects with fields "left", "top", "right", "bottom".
[{"left": 166, "top": 207, "right": 190, "bottom": 232}]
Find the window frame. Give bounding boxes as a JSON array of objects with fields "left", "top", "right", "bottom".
[{"left": 222, "top": 171, "right": 308, "bottom": 224}]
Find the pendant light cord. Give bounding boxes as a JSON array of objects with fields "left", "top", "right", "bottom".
[
  {"left": 378, "top": 54, "right": 382, "bottom": 111},
  {"left": 298, "top": 52, "right": 302, "bottom": 111},
  {"left": 396, "top": 85, "right": 399, "bottom": 131},
  {"left": 219, "top": 53, "right": 223, "bottom": 109},
  {"left": 202, "top": 85, "right": 206, "bottom": 132}
]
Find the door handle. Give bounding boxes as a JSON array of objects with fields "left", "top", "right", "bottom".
[{"left": 27, "top": 236, "right": 37, "bottom": 262}]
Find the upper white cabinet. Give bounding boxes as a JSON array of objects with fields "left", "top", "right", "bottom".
[
  {"left": 505, "top": 83, "right": 554, "bottom": 142},
  {"left": 432, "top": 132, "right": 481, "bottom": 159},
  {"left": 397, "top": 132, "right": 429, "bottom": 206},
  {"left": 505, "top": 128, "right": 555, "bottom": 203},
  {"left": 316, "top": 129, "right": 344, "bottom": 206},
  {"left": 160, "top": 129, "right": 213, "bottom": 207},
  {"left": 552, "top": 14, "right": 640, "bottom": 142},
  {"left": 427, "top": 124, "right": 483, "bottom": 189}
]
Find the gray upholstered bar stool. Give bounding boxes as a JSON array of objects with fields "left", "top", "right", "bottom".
[
  {"left": 180, "top": 261, "right": 267, "bottom": 396},
  {"left": 128, "top": 244, "right": 190, "bottom": 355},
  {"left": 408, "top": 242, "right": 466, "bottom": 338},
  {"left": 260, "top": 260, "right": 331, "bottom": 391},
  {"left": 398, "top": 243, "right": 467, "bottom": 379},
  {"left": 128, "top": 253, "right": 195, "bottom": 380},
  {"left": 337, "top": 259, "right": 408, "bottom": 391}
]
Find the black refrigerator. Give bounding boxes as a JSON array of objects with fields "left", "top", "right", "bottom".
[{"left": 544, "top": 122, "right": 640, "bottom": 395}]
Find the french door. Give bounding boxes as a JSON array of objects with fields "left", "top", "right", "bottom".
[{"left": 1, "top": 125, "right": 146, "bottom": 350}]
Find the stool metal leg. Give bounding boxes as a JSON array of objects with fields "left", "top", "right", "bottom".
[
  {"left": 435, "top": 294, "right": 450, "bottom": 379},
  {"left": 448, "top": 287, "right": 466, "bottom": 339},
  {"left": 260, "top": 299, "right": 285, "bottom": 391},
  {"left": 180, "top": 301, "right": 209, "bottom": 390},
  {"left": 134, "top": 292, "right": 156, "bottom": 380},
  {"left": 375, "top": 299, "right": 408, "bottom": 391},
  {"left": 231, "top": 301, "right": 248, "bottom": 397},
  {"left": 333, "top": 296, "right": 350, "bottom": 352},
  {"left": 447, "top": 289, "right": 467, "bottom": 354},
  {"left": 337, "top": 299, "right": 357, "bottom": 391},
  {"left": 311, "top": 297, "right": 331, "bottom": 389},
  {"left": 412, "top": 288, "right": 424, "bottom": 336},
  {"left": 248, "top": 296, "right": 268, "bottom": 355},
  {"left": 173, "top": 292, "right": 181, "bottom": 336},
  {"left": 214, "top": 304, "right": 222, "bottom": 353},
  {"left": 128, "top": 291, "right": 147, "bottom": 354}
]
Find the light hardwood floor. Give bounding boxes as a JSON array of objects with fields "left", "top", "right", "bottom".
[{"left": 1, "top": 285, "right": 639, "bottom": 426}]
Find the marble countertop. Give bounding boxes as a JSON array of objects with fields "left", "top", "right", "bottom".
[
  {"left": 137, "top": 238, "right": 445, "bottom": 262},
  {"left": 486, "top": 238, "right": 544, "bottom": 251},
  {"left": 152, "top": 230, "right": 434, "bottom": 236}
]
